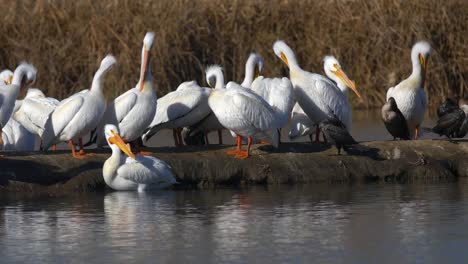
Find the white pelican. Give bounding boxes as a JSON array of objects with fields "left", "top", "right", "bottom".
[
  {"left": 103, "top": 124, "right": 176, "bottom": 191},
  {"left": 288, "top": 102, "right": 315, "bottom": 141},
  {"left": 241, "top": 53, "right": 263, "bottom": 88},
  {"left": 14, "top": 88, "right": 59, "bottom": 149},
  {"left": 250, "top": 73, "right": 294, "bottom": 133},
  {"left": 1, "top": 117, "right": 36, "bottom": 151},
  {"left": 386, "top": 41, "right": 432, "bottom": 139},
  {"left": 287, "top": 55, "right": 361, "bottom": 142},
  {"left": 0, "top": 69, "right": 13, "bottom": 85},
  {"left": 42, "top": 55, "right": 116, "bottom": 158},
  {"left": 1, "top": 101, "right": 36, "bottom": 151},
  {"left": 185, "top": 65, "right": 226, "bottom": 145},
  {"left": 208, "top": 81, "right": 279, "bottom": 159},
  {"left": 0, "top": 63, "right": 36, "bottom": 148},
  {"left": 142, "top": 80, "right": 211, "bottom": 146},
  {"left": 96, "top": 32, "right": 156, "bottom": 152}
]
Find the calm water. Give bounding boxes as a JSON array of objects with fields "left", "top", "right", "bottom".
[{"left": 2, "top": 181, "right": 468, "bottom": 263}]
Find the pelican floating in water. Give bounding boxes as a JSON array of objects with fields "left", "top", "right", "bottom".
[
  {"left": 386, "top": 41, "right": 432, "bottom": 139},
  {"left": 0, "top": 63, "right": 36, "bottom": 148},
  {"left": 103, "top": 124, "right": 176, "bottom": 192},
  {"left": 208, "top": 81, "right": 279, "bottom": 159},
  {"left": 382, "top": 97, "right": 410, "bottom": 140},
  {"left": 14, "top": 88, "right": 59, "bottom": 146},
  {"left": 42, "top": 55, "right": 116, "bottom": 158},
  {"left": 96, "top": 32, "right": 157, "bottom": 152},
  {"left": 273, "top": 41, "right": 361, "bottom": 142},
  {"left": 142, "top": 81, "right": 211, "bottom": 146}
]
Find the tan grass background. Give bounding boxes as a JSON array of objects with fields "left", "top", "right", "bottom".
[{"left": 0, "top": 0, "right": 466, "bottom": 108}]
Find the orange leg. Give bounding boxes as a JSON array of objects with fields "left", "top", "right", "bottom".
[
  {"left": 52, "top": 145, "right": 57, "bottom": 151},
  {"left": 0, "top": 127, "right": 3, "bottom": 147},
  {"left": 227, "top": 135, "right": 242, "bottom": 155},
  {"left": 414, "top": 127, "right": 419, "bottom": 140},
  {"left": 69, "top": 140, "right": 85, "bottom": 159},
  {"left": 77, "top": 137, "right": 94, "bottom": 158},
  {"left": 236, "top": 136, "right": 252, "bottom": 159},
  {"left": 217, "top": 129, "right": 223, "bottom": 145}
]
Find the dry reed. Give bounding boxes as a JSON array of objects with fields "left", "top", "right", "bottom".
[{"left": 0, "top": 0, "right": 466, "bottom": 108}]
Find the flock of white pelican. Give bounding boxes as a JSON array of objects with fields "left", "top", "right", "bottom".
[{"left": 1, "top": 32, "right": 466, "bottom": 191}]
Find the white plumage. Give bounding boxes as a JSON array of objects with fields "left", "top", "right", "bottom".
[
  {"left": 142, "top": 81, "right": 211, "bottom": 143},
  {"left": 273, "top": 41, "right": 358, "bottom": 132},
  {"left": 103, "top": 124, "right": 176, "bottom": 192},
  {"left": 288, "top": 102, "right": 315, "bottom": 140},
  {"left": 1, "top": 117, "right": 36, "bottom": 151},
  {"left": 287, "top": 55, "right": 360, "bottom": 141},
  {"left": 208, "top": 81, "right": 279, "bottom": 158},
  {"left": 42, "top": 55, "right": 116, "bottom": 157},
  {"left": 14, "top": 88, "right": 59, "bottom": 139},
  {"left": 96, "top": 32, "right": 157, "bottom": 148},
  {"left": 251, "top": 76, "right": 294, "bottom": 130},
  {"left": 0, "top": 69, "right": 13, "bottom": 85},
  {"left": 386, "top": 41, "right": 432, "bottom": 139},
  {"left": 0, "top": 63, "right": 36, "bottom": 147}
]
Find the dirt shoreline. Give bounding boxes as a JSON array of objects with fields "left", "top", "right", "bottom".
[{"left": 0, "top": 140, "right": 467, "bottom": 192}]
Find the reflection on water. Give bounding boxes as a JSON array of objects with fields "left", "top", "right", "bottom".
[{"left": 2, "top": 182, "right": 468, "bottom": 263}]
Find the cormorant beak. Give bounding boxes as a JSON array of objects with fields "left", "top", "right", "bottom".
[
  {"left": 109, "top": 130, "right": 136, "bottom": 159},
  {"left": 419, "top": 53, "right": 426, "bottom": 73},
  {"left": 332, "top": 66, "right": 362, "bottom": 100},
  {"left": 139, "top": 47, "right": 150, "bottom": 92},
  {"left": 280, "top": 52, "right": 289, "bottom": 67}
]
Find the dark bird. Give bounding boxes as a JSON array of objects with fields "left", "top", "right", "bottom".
[
  {"left": 319, "top": 113, "right": 357, "bottom": 155},
  {"left": 437, "top": 98, "right": 459, "bottom": 118},
  {"left": 381, "top": 97, "right": 410, "bottom": 140},
  {"left": 432, "top": 107, "right": 465, "bottom": 139}
]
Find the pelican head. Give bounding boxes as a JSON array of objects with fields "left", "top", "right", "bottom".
[
  {"left": 241, "top": 53, "right": 264, "bottom": 88},
  {"left": 323, "top": 55, "right": 362, "bottom": 100},
  {"left": 139, "top": 32, "right": 155, "bottom": 92},
  {"left": 12, "top": 63, "right": 37, "bottom": 87},
  {"left": 104, "top": 124, "right": 136, "bottom": 159},
  {"left": 0, "top": 69, "right": 13, "bottom": 85},
  {"left": 205, "top": 64, "right": 224, "bottom": 89},
  {"left": 273, "top": 40, "right": 298, "bottom": 69},
  {"left": 411, "top": 41, "right": 432, "bottom": 76}
]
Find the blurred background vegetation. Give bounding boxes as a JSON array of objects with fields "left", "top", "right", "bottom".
[{"left": 0, "top": 0, "right": 466, "bottom": 108}]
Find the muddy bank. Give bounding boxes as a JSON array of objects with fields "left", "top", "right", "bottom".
[{"left": 0, "top": 140, "right": 467, "bottom": 192}]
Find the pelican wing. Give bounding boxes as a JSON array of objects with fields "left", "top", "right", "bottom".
[
  {"left": 312, "top": 76, "right": 350, "bottom": 123},
  {"left": 50, "top": 95, "right": 85, "bottom": 136},
  {"left": 19, "top": 98, "right": 58, "bottom": 128},
  {"left": 152, "top": 89, "right": 204, "bottom": 126},
  {"left": 113, "top": 89, "right": 138, "bottom": 123},
  {"left": 118, "top": 156, "right": 175, "bottom": 185},
  {"left": 231, "top": 89, "right": 276, "bottom": 131}
]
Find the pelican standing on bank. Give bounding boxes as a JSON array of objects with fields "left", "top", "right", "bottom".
[
  {"left": 96, "top": 32, "right": 157, "bottom": 152},
  {"left": 273, "top": 41, "right": 361, "bottom": 140},
  {"left": 0, "top": 63, "right": 36, "bottom": 148},
  {"left": 42, "top": 55, "right": 116, "bottom": 158},
  {"left": 142, "top": 81, "right": 211, "bottom": 146},
  {"left": 386, "top": 41, "right": 432, "bottom": 139},
  {"left": 209, "top": 81, "right": 279, "bottom": 159},
  {"left": 14, "top": 88, "right": 59, "bottom": 147},
  {"left": 103, "top": 124, "right": 176, "bottom": 192}
]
